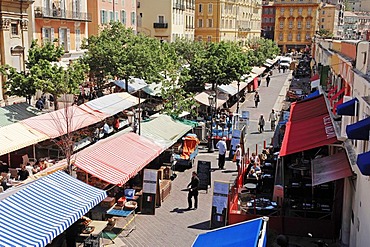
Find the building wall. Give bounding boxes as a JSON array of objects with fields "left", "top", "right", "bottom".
[
  {"left": 88, "top": 0, "right": 137, "bottom": 37},
  {"left": 318, "top": 5, "right": 337, "bottom": 35},
  {"left": 274, "top": 0, "right": 320, "bottom": 53},
  {"left": 195, "top": 0, "right": 220, "bottom": 42},
  {"left": 0, "top": 0, "right": 33, "bottom": 104},
  {"left": 262, "top": 2, "right": 275, "bottom": 40}
]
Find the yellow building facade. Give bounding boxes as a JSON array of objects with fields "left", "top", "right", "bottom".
[
  {"left": 318, "top": 4, "right": 338, "bottom": 36},
  {"left": 0, "top": 0, "right": 33, "bottom": 105},
  {"left": 273, "top": 0, "right": 320, "bottom": 53},
  {"left": 195, "top": 0, "right": 262, "bottom": 43}
]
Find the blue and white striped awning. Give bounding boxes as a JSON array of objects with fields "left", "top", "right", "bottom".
[{"left": 0, "top": 171, "right": 107, "bottom": 247}]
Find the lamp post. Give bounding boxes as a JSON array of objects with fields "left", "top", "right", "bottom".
[
  {"left": 236, "top": 80, "right": 241, "bottom": 114},
  {"left": 208, "top": 92, "right": 216, "bottom": 153}
]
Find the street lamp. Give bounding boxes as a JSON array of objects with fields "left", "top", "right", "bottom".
[
  {"left": 236, "top": 81, "right": 241, "bottom": 114},
  {"left": 208, "top": 92, "right": 216, "bottom": 153}
]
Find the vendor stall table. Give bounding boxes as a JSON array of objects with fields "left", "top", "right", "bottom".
[
  {"left": 106, "top": 204, "right": 136, "bottom": 236},
  {"left": 79, "top": 220, "right": 108, "bottom": 247}
]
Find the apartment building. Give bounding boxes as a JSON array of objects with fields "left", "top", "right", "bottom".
[
  {"left": 343, "top": 11, "right": 359, "bottom": 40},
  {"left": 318, "top": 4, "right": 338, "bottom": 37},
  {"left": 324, "top": 0, "right": 344, "bottom": 36},
  {"left": 88, "top": 0, "right": 137, "bottom": 36},
  {"left": 195, "top": 0, "right": 262, "bottom": 43},
  {"left": 137, "top": 0, "right": 195, "bottom": 42},
  {"left": 33, "top": 0, "right": 91, "bottom": 62},
  {"left": 273, "top": 0, "right": 320, "bottom": 53},
  {"left": 0, "top": 0, "right": 33, "bottom": 105},
  {"left": 262, "top": 1, "right": 275, "bottom": 40}
]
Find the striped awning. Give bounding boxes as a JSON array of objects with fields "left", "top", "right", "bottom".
[
  {"left": 0, "top": 171, "right": 106, "bottom": 247},
  {"left": 21, "top": 105, "right": 102, "bottom": 138},
  {"left": 74, "top": 132, "right": 163, "bottom": 185},
  {"left": 0, "top": 122, "right": 49, "bottom": 156}
]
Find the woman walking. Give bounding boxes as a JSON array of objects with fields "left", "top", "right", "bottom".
[{"left": 258, "top": 114, "right": 265, "bottom": 133}]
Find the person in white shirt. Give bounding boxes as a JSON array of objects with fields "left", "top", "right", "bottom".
[
  {"left": 269, "top": 109, "right": 278, "bottom": 131},
  {"left": 102, "top": 121, "right": 110, "bottom": 138},
  {"left": 216, "top": 137, "right": 227, "bottom": 170},
  {"left": 235, "top": 144, "right": 242, "bottom": 171}
]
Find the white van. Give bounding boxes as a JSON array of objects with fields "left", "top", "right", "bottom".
[{"left": 280, "top": 57, "right": 292, "bottom": 69}]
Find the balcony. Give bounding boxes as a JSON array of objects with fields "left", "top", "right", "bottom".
[
  {"left": 153, "top": 22, "right": 168, "bottom": 28},
  {"left": 34, "top": 7, "right": 92, "bottom": 22}
]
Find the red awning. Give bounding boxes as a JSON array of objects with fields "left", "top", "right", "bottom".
[
  {"left": 280, "top": 95, "right": 337, "bottom": 156},
  {"left": 310, "top": 74, "right": 319, "bottom": 81},
  {"left": 312, "top": 152, "right": 352, "bottom": 186},
  {"left": 74, "top": 132, "right": 163, "bottom": 185}
]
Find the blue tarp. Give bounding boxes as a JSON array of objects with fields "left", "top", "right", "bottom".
[
  {"left": 337, "top": 98, "right": 358, "bottom": 116},
  {"left": 192, "top": 218, "right": 265, "bottom": 247},
  {"left": 346, "top": 116, "right": 370, "bottom": 140},
  {"left": 305, "top": 90, "right": 320, "bottom": 99},
  {"left": 357, "top": 151, "right": 370, "bottom": 176}
]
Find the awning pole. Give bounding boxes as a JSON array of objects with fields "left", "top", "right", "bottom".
[
  {"left": 33, "top": 144, "right": 36, "bottom": 160},
  {"left": 8, "top": 153, "right": 11, "bottom": 167}
]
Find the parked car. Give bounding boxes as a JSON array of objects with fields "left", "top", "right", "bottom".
[{"left": 280, "top": 57, "right": 292, "bottom": 69}]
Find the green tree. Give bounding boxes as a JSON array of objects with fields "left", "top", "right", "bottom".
[
  {"left": 317, "top": 29, "right": 334, "bottom": 38},
  {"left": 0, "top": 40, "right": 87, "bottom": 109},
  {"left": 245, "top": 38, "right": 280, "bottom": 66}
]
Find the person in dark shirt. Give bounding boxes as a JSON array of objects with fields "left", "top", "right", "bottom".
[
  {"left": 187, "top": 171, "right": 200, "bottom": 210},
  {"left": 18, "top": 165, "right": 29, "bottom": 181}
]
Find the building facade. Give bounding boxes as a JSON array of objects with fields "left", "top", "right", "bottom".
[
  {"left": 33, "top": 0, "right": 91, "bottom": 62},
  {"left": 88, "top": 0, "right": 137, "bottom": 37},
  {"left": 343, "top": 11, "right": 359, "bottom": 40},
  {"left": 194, "top": 0, "right": 262, "bottom": 43},
  {"left": 137, "top": 0, "right": 195, "bottom": 42},
  {"left": 318, "top": 4, "right": 338, "bottom": 37},
  {"left": 0, "top": 0, "right": 33, "bottom": 105},
  {"left": 262, "top": 1, "right": 275, "bottom": 40},
  {"left": 273, "top": 0, "right": 320, "bottom": 53}
]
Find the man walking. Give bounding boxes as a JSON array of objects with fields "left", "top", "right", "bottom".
[
  {"left": 254, "top": 92, "right": 260, "bottom": 108},
  {"left": 216, "top": 137, "right": 227, "bottom": 169},
  {"left": 258, "top": 114, "right": 265, "bottom": 133},
  {"left": 269, "top": 109, "right": 277, "bottom": 131},
  {"left": 266, "top": 75, "right": 271, "bottom": 87},
  {"left": 187, "top": 171, "right": 200, "bottom": 209}
]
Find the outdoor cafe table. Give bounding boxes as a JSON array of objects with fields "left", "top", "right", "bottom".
[{"left": 106, "top": 204, "right": 137, "bottom": 236}]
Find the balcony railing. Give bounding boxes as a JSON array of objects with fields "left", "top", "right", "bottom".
[
  {"left": 34, "top": 7, "right": 92, "bottom": 22},
  {"left": 153, "top": 22, "right": 168, "bottom": 28}
]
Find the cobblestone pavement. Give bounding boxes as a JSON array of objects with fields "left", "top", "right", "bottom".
[{"left": 112, "top": 70, "right": 292, "bottom": 247}]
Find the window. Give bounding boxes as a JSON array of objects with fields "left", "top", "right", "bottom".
[
  {"left": 290, "top": 8, "right": 293, "bottom": 16},
  {"left": 298, "top": 8, "right": 302, "bottom": 15},
  {"left": 281, "top": 8, "right": 285, "bottom": 15},
  {"left": 321, "top": 25, "right": 324, "bottom": 29},
  {"left": 101, "top": 10, "right": 108, "bottom": 24},
  {"left": 279, "top": 32, "right": 283, "bottom": 41},
  {"left": 296, "top": 32, "right": 301, "bottom": 41},
  {"left": 158, "top": 15, "right": 165, "bottom": 23},
  {"left": 322, "top": 18, "right": 325, "bottom": 22},
  {"left": 131, "top": 12, "right": 136, "bottom": 25},
  {"left": 198, "top": 19, "right": 203, "bottom": 27},
  {"left": 280, "top": 21, "right": 284, "bottom": 29},
  {"left": 269, "top": 18, "right": 273, "bottom": 22},
  {"left": 75, "top": 28, "right": 81, "bottom": 50},
  {"left": 11, "top": 24, "right": 18, "bottom": 36},
  {"left": 115, "top": 11, "right": 119, "bottom": 21},
  {"left": 121, "top": 0, "right": 125, "bottom": 5},
  {"left": 42, "top": 27, "right": 54, "bottom": 43},
  {"left": 322, "top": 10, "right": 325, "bottom": 14},
  {"left": 306, "top": 21, "right": 311, "bottom": 28},
  {"left": 306, "top": 33, "right": 310, "bottom": 40},
  {"left": 207, "top": 36, "right": 212, "bottom": 42},
  {"left": 109, "top": 11, "right": 114, "bottom": 21},
  {"left": 289, "top": 20, "right": 293, "bottom": 28},
  {"left": 297, "top": 20, "right": 301, "bottom": 29},
  {"left": 121, "top": 10, "right": 126, "bottom": 24},
  {"left": 108, "top": 0, "right": 112, "bottom": 2},
  {"left": 208, "top": 19, "right": 213, "bottom": 27},
  {"left": 208, "top": 3, "right": 213, "bottom": 13},
  {"left": 199, "top": 3, "right": 202, "bottom": 12},
  {"left": 308, "top": 7, "right": 312, "bottom": 16},
  {"left": 288, "top": 32, "right": 292, "bottom": 41}
]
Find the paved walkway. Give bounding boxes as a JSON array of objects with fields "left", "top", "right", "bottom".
[{"left": 109, "top": 70, "right": 292, "bottom": 247}]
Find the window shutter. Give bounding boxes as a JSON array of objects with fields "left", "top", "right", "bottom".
[
  {"left": 50, "top": 28, "right": 55, "bottom": 42},
  {"left": 101, "top": 10, "right": 104, "bottom": 24},
  {"left": 67, "top": 28, "right": 71, "bottom": 52},
  {"left": 42, "top": 27, "right": 46, "bottom": 43},
  {"left": 59, "top": 28, "right": 62, "bottom": 46}
]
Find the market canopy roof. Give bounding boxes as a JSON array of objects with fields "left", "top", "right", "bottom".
[
  {"left": 217, "top": 84, "right": 238, "bottom": 96},
  {"left": 280, "top": 95, "right": 337, "bottom": 156},
  {"left": 79, "top": 92, "right": 143, "bottom": 117},
  {"left": 346, "top": 116, "right": 370, "bottom": 141},
  {"left": 74, "top": 132, "right": 163, "bottom": 185},
  {"left": 192, "top": 217, "right": 267, "bottom": 247},
  {"left": 0, "top": 123, "right": 49, "bottom": 156},
  {"left": 142, "top": 82, "right": 162, "bottom": 96},
  {"left": 141, "top": 115, "right": 192, "bottom": 149},
  {"left": 357, "top": 151, "right": 370, "bottom": 176},
  {"left": 113, "top": 77, "right": 148, "bottom": 93},
  {"left": 312, "top": 152, "right": 352, "bottom": 186},
  {"left": 194, "top": 91, "right": 228, "bottom": 108},
  {"left": 0, "top": 171, "right": 106, "bottom": 247},
  {"left": 337, "top": 97, "right": 359, "bottom": 116},
  {"left": 21, "top": 105, "right": 102, "bottom": 138},
  {"left": 0, "top": 102, "right": 42, "bottom": 127}
]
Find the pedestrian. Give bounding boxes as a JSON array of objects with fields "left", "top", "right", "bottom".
[
  {"left": 258, "top": 114, "right": 265, "bottom": 133},
  {"left": 113, "top": 115, "right": 120, "bottom": 132},
  {"left": 101, "top": 120, "right": 110, "bottom": 138},
  {"left": 278, "top": 66, "right": 281, "bottom": 73},
  {"left": 254, "top": 92, "right": 260, "bottom": 108},
  {"left": 282, "top": 66, "right": 286, "bottom": 73},
  {"left": 234, "top": 144, "right": 242, "bottom": 171},
  {"left": 216, "top": 137, "right": 227, "bottom": 170},
  {"left": 266, "top": 75, "right": 271, "bottom": 87},
  {"left": 35, "top": 98, "right": 44, "bottom": 110},
  {"left": 269, "top": 109, "right": 277, "bottom": 131},
  {"left": 269, "top": 70, "right": 273, "bottom": 76},
  {"left": 187, "top": 171, "right": 199, "bottom": 210}
]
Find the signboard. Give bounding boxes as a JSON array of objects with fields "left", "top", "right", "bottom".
[
  {"left": 197, "top": 160, "right": 211, "bottom": 192},
  {"left": 142, "top": 169, "right": 158, "bottom": 215},
  {"left": 210, "top": 181, "right": 230, "bottom": 229}
]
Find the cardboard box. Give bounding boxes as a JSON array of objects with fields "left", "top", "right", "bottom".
[{"left": 101, "top": 197, "right": 115, "bottom": 208}]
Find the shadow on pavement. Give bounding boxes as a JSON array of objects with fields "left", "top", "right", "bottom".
[
  {"left": 221, "top": 169, "right": 238, "bottom": 173},
  {"left": 250, "top": 131, "right": 262, "bottom": 134},
  {"left": 187, "top": 220, "right": 211, "bottom": 230},
  {"left": 170, "top": 207, "right": 193, "bottom": 213}
]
